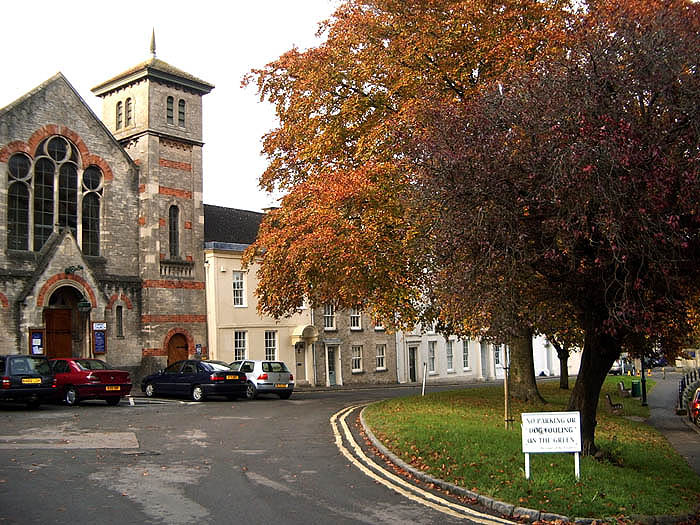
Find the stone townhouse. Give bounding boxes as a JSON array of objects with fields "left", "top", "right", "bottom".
[
  {"left": 311, "top": 304, "right": 398, "bottom": 387},
  {"left": 203, "top": 204, "right": 319, "bottom": 384},
  {"left": 203, "top": 204, "right": 399, "bottom": 387},
  {"left": 0, "top": 43, "right": 212, "bottom": 382}
]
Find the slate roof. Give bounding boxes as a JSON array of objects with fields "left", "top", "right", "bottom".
[
  {"left": 92, "top": 57, "right": 214, "bottom": 96},
  {"left": 203, "top": 204, "right": 264, "bottom": 245}
]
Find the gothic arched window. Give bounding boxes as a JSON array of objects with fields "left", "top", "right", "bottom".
[
  {"left": 116, "top": 101, "right": 123, "bottom": 129},
  {"left": 178, "top": 99, "right": 185, "bottom": 127},
  {"left": 166, "top": 96, "right": 174, "bottom": 124},
  {"left": 5, "top": 136, "right": 104, "bottom": 254},
  {"left": 169, "top": 205, "right": 179, "bottom": 258},
  {"left": 82, "top": 166, "right": 103, "bottom": 256},
  {"left": 125, "top": 98, "right": 133, "bottom": 127}
]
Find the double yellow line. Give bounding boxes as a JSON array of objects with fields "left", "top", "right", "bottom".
[{"left": 330, "top": 404, "right": 514, "bottom": 524}]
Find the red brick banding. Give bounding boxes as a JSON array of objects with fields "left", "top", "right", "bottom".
[
  {"left": 120, "top": 293, "right": 133, "bottom": 310},
  {"left": 37, "top": 273, "right": 97, "bottom": 308},
  {"left": 0, "top": 141, "right": 31, "bottom": 162},
  {"left": 184, "top": 221, "right": 192, "bottom": 230},
  {"left": 142, "top": 280, "right": 204, "bottom": 289},
  {"left": 158, "top": 186, "right": 192, "bottom": 199},
  {"left": 0, "top": 293, "right": 9, "bottom": 308},
  {"left": 141, "top": 315, "right": 206, "bottom": 323},
  {"left": 142, "top": 348, "right": 167, "bottom": 357},
  {"left": 159, "top": 158, "right": 192, "bottom": 172}
]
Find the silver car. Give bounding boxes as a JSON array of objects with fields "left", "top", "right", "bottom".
[{"left": 230, "top": 360, "right": 294, "bottom": 400}]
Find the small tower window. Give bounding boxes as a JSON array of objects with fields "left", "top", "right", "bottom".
[
  {"left": 178, "top": 99, "right": 185, "bottom": 127},
  {"left": 125, "top": 98, "right": 133, "bottom": 127},
  {"left": 166, "top": 96, "right": 174, "bottom": 124},
  {"left": 116, "top": 101, "right": 123, "bottom": 129},
  {"left": 116, "top": 305, "right": 124, "bottom": 337},
  {"left": 169, "top": 205, "right": 179, "bottom": 258}
]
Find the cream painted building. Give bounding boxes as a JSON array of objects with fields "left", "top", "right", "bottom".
[{"left": 203, "top": 205, "right": 318, "bottom": 384}]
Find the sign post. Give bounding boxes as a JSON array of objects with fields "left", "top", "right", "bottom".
[{"left": 521, "top": 411, "right": 581, "bottom": 480}]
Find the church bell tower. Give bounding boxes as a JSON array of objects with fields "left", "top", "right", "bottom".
[{"left": 92, "top": 32, "right": 214, "bottom": 365}]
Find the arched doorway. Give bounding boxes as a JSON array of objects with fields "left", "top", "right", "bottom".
[
  {"left": 45, "top": 286, "right": 88, "bottom": 358},
  {"left": 167, "top": 334, "right": 189, "bottom": 365}
]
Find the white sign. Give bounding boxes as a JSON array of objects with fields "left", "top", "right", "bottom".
[
  {"left": 521, "top": 411, "right": 581, "bottom": 453},
  {"left": 92, "top": 322, "right": 107, "bottom": 331}
]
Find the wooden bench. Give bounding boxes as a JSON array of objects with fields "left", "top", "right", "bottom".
[
  {"left": 606, "top": 393, "right": 624, "bottom": 415},
  {"left": 618, "top": 381, "right": 632, "bottom": 398}
]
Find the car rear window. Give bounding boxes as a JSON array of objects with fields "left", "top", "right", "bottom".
[
  {"left": 201, "top": 362, "right": 233, "bottom": 372},
  {"left": 10, "top": 356, "right": 51, "bottom": 375},
  {"left": 262, "top": 362, "right": 289, "bottom": 373},
  {"left": 75, "top": 359, "right": 110, "bottom": 371}
]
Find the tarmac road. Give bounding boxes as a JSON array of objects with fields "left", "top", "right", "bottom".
[
  {"left": 0, "top": 373, "right": 697, "bottom": 524},
  {"left": 0, "top": 384, "right": 505, "bottom": 525}
]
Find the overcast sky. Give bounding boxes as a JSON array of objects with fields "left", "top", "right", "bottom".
[{"left": 0, "top": 0, "right": 339, "bottom": 212}]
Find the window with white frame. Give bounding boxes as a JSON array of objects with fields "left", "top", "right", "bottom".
[
  {"left": 446, "top": 340, "right": 454, "bottom": 371},
  {"left": 351, "top": 345, "right": 363, "bottom": 372},
  {"left": 462, "top": 339, "right": 469, "bottom": 369},
  {"left": 234, "top": 331, "right": 247, "bottom": 361},
  {"left": 264, "top": 331, "right": 277, "bottom": 360},
  {"left": 232, "top": 272, "right": 245, "bottom": 306},
  {"left": 349, "top": 307, "right": 362, "bottom": 330},
  {"left": 494, "top": 345, "right": 501, "bottom": 365},
  {"left": 376, "top": 344, "right": 386, "bottom": 370},
  {"left": 323, "top": 304, "right": 336, "bottom": 330},
  {"left": 374, "top": 319, "right": 384, "bottom": 331},
  {"left": 428, "top": 341, "right": 436, "bottom": 372}
]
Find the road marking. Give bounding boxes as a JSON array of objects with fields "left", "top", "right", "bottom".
[{"left": 330, "top": 405, "right": 514, "bottom": 525}]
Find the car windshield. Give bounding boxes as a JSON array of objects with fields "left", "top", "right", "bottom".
[
  {"left": 202, "top": 362, "right": 233, "bottom": 372},
  {"left": 262, "top": 362, "right": 289, "bottom": 373},
  {"left": 230, "top": 361, "right": 243, "bottom": 371},
  {"left": 74, "top": 359, "right": 111, "bottom": 371},
  {"left": 11, "top": 356, "right": 51, "bottom": 375}
]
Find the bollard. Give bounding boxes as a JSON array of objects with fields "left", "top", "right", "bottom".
[{"left": 662, "top": 367, "right": 666, "bottom": 380}]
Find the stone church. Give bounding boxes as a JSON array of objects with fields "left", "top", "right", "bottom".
[{"left": 0, "top": 40, "right": 213, "bottom": 381}]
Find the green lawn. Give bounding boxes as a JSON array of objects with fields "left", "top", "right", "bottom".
[{"left": 363, "top": 377, "right": 700, "bottom": 519}]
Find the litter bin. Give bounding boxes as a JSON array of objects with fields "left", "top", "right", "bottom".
[{"left": 631, "top": 380, "right": 641, "bottom": 398}]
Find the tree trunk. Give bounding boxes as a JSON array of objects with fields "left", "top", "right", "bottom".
[
  {"left": 508, "top": 326, "right": 546, "bottom": 403},
  {"left": 559, "top": 351, "right": 570, "bottom": 390},
  {"left": 566, "top": 325, "right": 620, "bottom": 455},
  {"left": 551, "top": 340, "right": 570, "bottom": 390}
]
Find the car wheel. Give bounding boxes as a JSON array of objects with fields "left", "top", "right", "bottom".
[
  {"left": 191, "top": 385, "right": 205, "bottom": 402},
  {"left": 65, "top": 386, "right": 79, "bottom": 406},
  {"left": 245, "top": 382, "right": 258, "bottom": 400},
  {"left": 278, "top": 391, "right": 292, "bottom": 400},
  {"left": 105, "top": 396, "right": 120, "bottom": 406},
  {"left": 144, "top": 383, "right": 155, "bottom": 398}
]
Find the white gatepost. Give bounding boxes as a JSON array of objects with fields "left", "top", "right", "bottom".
[{"left": 521, "top": 411, "right": 581, "bottom": 480}]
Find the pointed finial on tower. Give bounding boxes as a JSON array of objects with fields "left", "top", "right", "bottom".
[{"left": 150, "top": 28, "right": 156, "bottom": 58}]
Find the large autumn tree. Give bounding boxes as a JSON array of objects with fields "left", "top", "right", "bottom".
[
  {"left": 245, "top": 0, "right": 572, "bottom": 402},
  {"left": 246, "top": 0, "right": 699, "bottom": 453},
  {"left": 403, "top": 0, "right": 700, "bottom": 452}
]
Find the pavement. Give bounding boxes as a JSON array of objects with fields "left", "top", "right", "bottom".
[{"left": 646, "top": 370, "right": 700, "bottom": 477}]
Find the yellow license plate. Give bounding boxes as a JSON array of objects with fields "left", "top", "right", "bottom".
[
  {"left": 226, "top": 375, "right": 237, "bottom": 380},
  {"left": 105, "top": 386, "right": 120, "bottom": 391},
  {"left": 22, "top": 378, "right": 41, "bottom": 384},
  {"left": 275, "top": 383, "right": 287, "bottom": 388}
]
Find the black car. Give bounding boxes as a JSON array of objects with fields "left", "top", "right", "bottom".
[
  {"left": 141, "top": 360, "right": 247, "bottom": 401},
  {"left": 0, "top": 354, "right": 56, "bottom": 408}
]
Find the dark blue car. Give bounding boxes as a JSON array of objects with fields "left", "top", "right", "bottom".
[{"left": 141, "top": 360, "right": 247, "bottom": 401}]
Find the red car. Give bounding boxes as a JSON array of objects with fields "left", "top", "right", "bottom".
[
  {"left": 50, "top": 358, "right": 132, "bottom": 406},
  {"left": 689, "top": 387, "right": 700, "bottom": 426}
]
